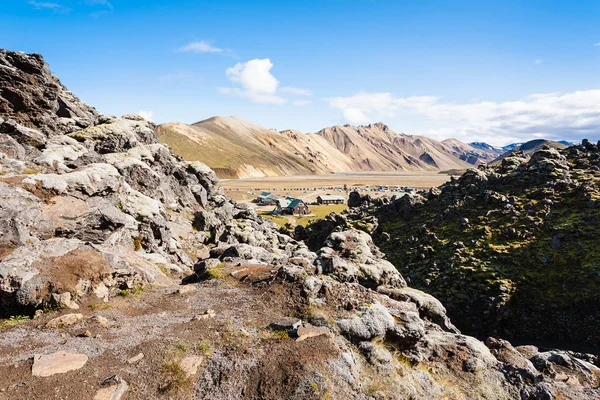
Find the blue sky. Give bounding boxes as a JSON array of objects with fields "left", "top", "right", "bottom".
[{"left": 2, "top": 0, "right": 600, "bottom": 145}]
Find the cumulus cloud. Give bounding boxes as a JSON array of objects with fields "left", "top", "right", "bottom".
[
  {"left": 282, "top": 87, "right": 312, "bottom": 96},
  {"left": 535, "top": 59, "right": 544, "bottom": 64},
  {"left": 218, "top": 58, "right": 286, "bottom": 104},
  {"left": 219, "top": 59, "right": 312, "bottom": 105},
  {"left": 326, "top": 90, "right": 600, "bottom": 146},
  {"left": 178, "top": 40, "right": 227, "bottom": 54},
  {"left": 137, "top": 110, "right": 154, "bottom": 122},
  {"left": 594, "top": 43, "right": 600, "bottom": 47}
]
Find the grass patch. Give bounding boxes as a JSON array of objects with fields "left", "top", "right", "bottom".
[
  {"left": 117, "top": 286, "right": 144, "bottom": 297},
  {"left": 258, "top": 211, "right": 289, "bottom": 228},
  {"left": 205, "top": 263, "right": 225, "bottom": 280},
  {"left": 259, "top": 204, "right": 348, "bottom": 228},
  {"left": 89, "top": 303, "right": 111, "bottom": 311},
  {"left": 1, "top": 315, "right": 30, "bottom": 328},
  {"left": 159, "top": 359, "right": 190, "bottom": 395}
]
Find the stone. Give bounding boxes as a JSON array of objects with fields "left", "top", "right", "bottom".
[
  {"left": 31, "top": 351, "right": 88, "bottom": 377},
  {"left": 296, "top": 324, "right": 330, "bottom": 342},
  {"left": 0, "top": 119, "right": 47, "bottom": 147},
  {"left": 336, "top": 303, "right": 397, "bottom": 342},
  {"left": 269, "top": 318, "right": 302, "bottom": 332},
  {"left": 176, "top": 285, "right": 197, "bottom": 295},
  {"left": 45, "top": 313, "right": 84, "bottom": 328},
  {"left": 193, "top": 309, "right": 216, "bottom": 320},
  {"left": 90, "top": 315, "right": 110, "bottom": 327},
  {"left": 318, "top": 229, "right": 406, "bottom": 289},
  {"left": 51, "top": 292, "right": 80, "bottom": 310},
  {"left": 377, "top": 287, "right": 458, "bottom": 333},
  {"left": 180, "top": 355, "right": 204, "bottom": 377},
  {"left": 127, "top": 353, "right": 144, "bottom": 364},
  {"left": 94, "top": 375, "right": 129, "bottom": 400}
]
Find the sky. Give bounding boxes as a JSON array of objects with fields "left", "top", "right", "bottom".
[{"left": 1, "top": 0, "right": 600, "bottom": 146}]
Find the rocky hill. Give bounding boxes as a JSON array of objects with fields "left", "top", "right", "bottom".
[
  {"left": 491, "top": 139, "right": 569, "bottom": 165},
  {"left": 301, "top": 143, "right": 600, "bottom": 352},
  {"left": 157, "top": 119, "right": 499, "bottom": 178},
  {"left": 1, "top": 49, "right": 599, "bottom": 399}
]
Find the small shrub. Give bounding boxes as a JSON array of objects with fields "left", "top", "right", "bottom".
[
  {"left": 133, "top": 235, "right": 142, "bottom": 251},
  {"left": 194, "top": 339, "right": 212, "bottom": 357},
  {"left": 271, "top": 329, "right": 289, "bottom": 340},
  {"left": 131, "top": 286, "right": 144, "bottom": 295},
  {"left": 159, "top": 359, "right": 190, "bottom": 394},
  {"left": 174, "top": 342, "right": 188, "bottom": 351}
]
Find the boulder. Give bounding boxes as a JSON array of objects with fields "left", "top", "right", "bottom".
[
  {"left": 318, "top": 229, "right": 406, "bottom": 289},
  {"left": 31, "top": 351, "right": 88, "bottom": 377}
]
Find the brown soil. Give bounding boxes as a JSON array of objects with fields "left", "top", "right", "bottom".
[
  {"left": 0, "top": 273, "right": 313, "bottom": 400},
  {"left": 0, "top": 176, "right": 57, "bottom": 203},
  {"left": 0, "top": 246, "right": 15, "bottom": 261},
  {"left": 36, "top": 248, "right": 111, "bottom": 293}
]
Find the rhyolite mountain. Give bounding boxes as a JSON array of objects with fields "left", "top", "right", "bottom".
[
  {"left": 157, "top": 118, "right": 502, "bottom": 178},
  {"left": 1, "top": 49, "right": 599, "bottom": 399}
]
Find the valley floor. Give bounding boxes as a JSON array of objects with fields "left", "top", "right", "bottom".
[{"left": 219, "top": 172, "right": 451, "bottom": 204}]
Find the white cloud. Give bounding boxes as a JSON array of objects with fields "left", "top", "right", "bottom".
[
  {"left": 326, "top": 90, "right": 600, "bottom": 146},
  {"left": 535, "top": 59, "right": 544, "bottom": 64},
  {"left": 29, "top": 1, "right": 71, "bottom": 13},
  {"left": 594, "top": 43, "right": 600, "bottom": 47},
  {"left": 219, "top": 58, "right": 287, "bottom": 104},
  {"left": 178, "top": 41, "right": 225, "bottom": 54},
  {"left": 293, "top": 100, "right": 312, "bottom": 106},
  {"left": 86, "top": 0, "right": 112, "bottom": 8},
  {"left": 219, "top": 59, "right": 312, "bottom": 105},
  {"left": 282, "top": 87, "right": 312, "bottom": 96},
  {"left": 137, "top": 110, "right": 154, "bottom": 122}
]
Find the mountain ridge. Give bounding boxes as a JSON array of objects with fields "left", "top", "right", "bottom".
[{"left": 158, "top": 117, "right": 501, "bottom": 178}]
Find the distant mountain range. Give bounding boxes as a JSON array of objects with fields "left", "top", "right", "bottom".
[{"left": 156, "top": 117, "right": 574, "bottom": 179}]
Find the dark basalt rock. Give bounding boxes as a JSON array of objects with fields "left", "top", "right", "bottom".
[{"left": 0, "top": 50, "right": 99, "bottom": 137}]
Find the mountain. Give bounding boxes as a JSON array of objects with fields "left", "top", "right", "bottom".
[
  {"left": 157, "top": 119, "right": 498, "bottom": 178},
  {"left": 2, "top": 49, "right": 599, "bottom": 400},
  {"left": 491, "top": 139, "right": 569, "bottom": 164},
  {"left": 469, "top": 141, "right": 503, "bottom": 154},
  {"left": 156, "top": 117, "right": 356, "bottom": 178}
]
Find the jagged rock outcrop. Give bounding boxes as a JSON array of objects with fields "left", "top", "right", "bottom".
[
  {"left": 327, "top": 144, "right": 600, "bottom": 348},
  {"left": 0, "top": 50, "right": 312, "bottom": 314},
  {"left": 1, "top": 50, "right": 598, "bottom": 400},
  {"left": 0, "top": 50, "right": 99, "bottom": 136}
]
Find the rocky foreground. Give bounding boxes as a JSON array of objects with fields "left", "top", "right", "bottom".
[{"left": 0, "top": 50, "right": 599, "bottom": 399}]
